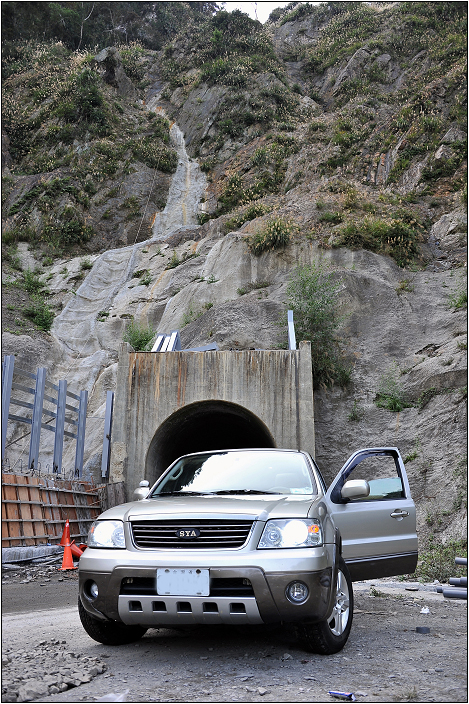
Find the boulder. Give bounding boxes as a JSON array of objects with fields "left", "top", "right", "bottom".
[
  {"left": 429, "top": 209, "right": 467, "bottom": 253},
  {"left": 93, "top": 47, "right": 139, "bottom": 100},
  {"left": 442, "top": 126, "right": 467, "bottom": 144},
  {"left": 17, "top": 679, "right": 49, "bottom": 702}
]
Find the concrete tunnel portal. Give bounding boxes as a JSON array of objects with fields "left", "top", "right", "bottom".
[
  {"left": 109, "top": 343, "right": 315, "bottom": 492},
  {"left": 145, "top": 400, "right": 276, "bottom": 483}
]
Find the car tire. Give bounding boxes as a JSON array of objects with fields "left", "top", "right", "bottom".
[
  {"left": 78, "top": 597, "right": 147, "bottom": 646},
  {"left": 295, "top": 557, "right": 353, "bottom": 655}
]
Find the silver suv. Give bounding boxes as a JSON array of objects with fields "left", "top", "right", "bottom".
[{"left": 78, "top": 447, "right": 417, "bottom": 654}]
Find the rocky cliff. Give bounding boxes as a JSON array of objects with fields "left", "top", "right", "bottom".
[{"left": 2, "top": 2, "right": 467, "bottom": 564}]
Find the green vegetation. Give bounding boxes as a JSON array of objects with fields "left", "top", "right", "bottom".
[
  {"left": 237, "top": 280, "right": 270, "bottom": 296},
  {"left": 415, "top": 537, "right": 467, "bottom": 583},
  {"left": 181, "top": 305, "right": 204, "bottom": 327},
  {"left": 246, "top": 217, "right": 295, "bottom": 255},
  {"left": 404, "top": 440, "right": 420, "bottom": 464},
  {"left": 166, "top": 251, "right": 181, "bottom": 270},
  {"left": 160, "top": 9, "right": 301, "bottom": 150},
  {"left": 1, "top": 39, "right": 177, "bottom": 260},
  {"left": 319, "top": 211, "right": 343, "bottom": 225},
  {"left": 8, "top": 177, "right": 81, "bottom": 217},
  {"left": 131, "top": 138, "right": 177, "bottom": 173},
  {"left": 448, "top": 280, "right": 468, "bottom": 310},
  {"left": 23, "top": 295, "right": 54, "bottom": 332},
  {"left": 54, "top": 66, "right": 110, "bottom": 134},
  {"left": 348, "top": 400, "right": 365, "bottom": 422},
  {"left": 396, "top": 279, "right": 415, "bottom": 295},
  {"left": 215, "top": 133, "right": 301, "bottom": 217},
  {"left": 305, "top": 4, "right": 381, "bottom": 74},
  {"left": 120, "top": 43, "right": 147, "bottom": 86},
  {"left": 3, "top": 244, "right": 22, "bottom": 271},
  {"left": 139, "top": 270, "right": 152, "bottom": 286},
  {"left": 123, "top": 321, "right": 155, "bottom": 351},
  {"left": 286, "top": 263, "right": 351, "bottom": 389},
  {"left": 335, "top": 215, "right": 424, "bottom": 267},
  {"left": 22, "top": 269, "right": 45, "bottom": 295},
  {"left": 374, "top": 363, "right": 413, "bottom": 412},
  {"left": 224, "top": 203, "right": 269, "bottom": 231},
  {"left": 1, "top": 2, "right": 219, "bottom": 53},
  {"left": 41, "top": 207, "right": 94, "bottom": 250}
]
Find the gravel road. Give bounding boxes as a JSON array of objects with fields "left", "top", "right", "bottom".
[{"left": 2, "top": 562, "right": 467, "bottom": 703}]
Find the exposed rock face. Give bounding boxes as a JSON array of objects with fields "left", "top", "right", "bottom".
[
  {"left": 93, "top": 47, "right": 139, "bottom": 100},
  {"left": 1, "top": 4, "right": 467, "bottom": 552},
  {"left": 429, "top": 209, "right": 467, "bottom": 263},
  {"left": 164, "top": 82, "right": 228, "bottom": 149}
]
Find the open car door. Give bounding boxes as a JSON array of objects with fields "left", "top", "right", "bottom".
[{"left": 325, "top": 447, "right": 418, "bottom": 581}]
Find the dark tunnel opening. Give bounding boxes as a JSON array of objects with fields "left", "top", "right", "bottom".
[{"left": 145, "top": 400, "right": 276, "bottom": 484}]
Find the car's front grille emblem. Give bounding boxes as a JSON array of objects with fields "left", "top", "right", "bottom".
[{"left": 176, "top": 528, "right": 200, "bottom": 539}]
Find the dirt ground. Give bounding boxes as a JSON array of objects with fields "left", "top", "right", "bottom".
[{"left": 2, "top": 560, "right": 467, "bottom": 704}]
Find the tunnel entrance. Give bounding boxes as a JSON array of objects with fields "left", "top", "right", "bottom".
[{"left": 145, "top": 400, "right": 276, "bottom": 483}]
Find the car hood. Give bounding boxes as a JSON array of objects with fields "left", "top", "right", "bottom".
[{"left": 98, "top": 495, "right": 321, "bottom": 522}]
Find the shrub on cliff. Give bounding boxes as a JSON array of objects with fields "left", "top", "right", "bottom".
[
  {"left": 123, "top": 321, "right": 156, "bottom": 351},
  {"left": 246, "top": 217, "right": 295, "bottom": 255},
  {"left": 286, "top": 263, "right": 351, "bottom": 389}
]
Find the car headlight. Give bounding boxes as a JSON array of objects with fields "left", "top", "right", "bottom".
[
  {"left": 258, "top": 519, "right": 322, "bottom": 549},
  {"left": 88, "top": 520, "right": 125, "bottom": 548}
]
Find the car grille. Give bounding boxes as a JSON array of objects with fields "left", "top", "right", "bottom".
[{"left": 130, "top": 519, "right": 254, "bottom": 549}]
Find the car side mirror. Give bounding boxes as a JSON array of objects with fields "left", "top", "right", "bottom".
[
  {"left": 133, "top": 480, "right": 150, "bottom": 501},
  {"left": 341, "top": 479, "right": 370, "bottom": 500}
]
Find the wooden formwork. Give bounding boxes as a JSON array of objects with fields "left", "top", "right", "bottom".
[{"left": 1, "top": 474, "right": 126, "bottom": 548}]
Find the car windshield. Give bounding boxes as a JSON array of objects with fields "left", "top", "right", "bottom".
[{"left": 150, "top": 451, "right": 317, "bottom": 496}]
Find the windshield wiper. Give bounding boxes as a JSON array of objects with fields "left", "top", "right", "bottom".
[
  {"left": 212, "top": 489, "right": 282, "bottom": 495},
  {"left": 153, "top": 491, "right": 216, "bottom": 497}
]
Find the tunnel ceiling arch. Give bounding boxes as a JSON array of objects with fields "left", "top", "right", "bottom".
[{"left": 146, "top": 400, "right": 276, "bottom": 482}]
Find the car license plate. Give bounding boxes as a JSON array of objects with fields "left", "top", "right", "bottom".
[{"left": 156, "top": 568, "right": 210, "bottom": 596}]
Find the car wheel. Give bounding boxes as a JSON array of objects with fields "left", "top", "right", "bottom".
[
  {"left": 295, "top": 557, "right": 353, "bottom": 655},
  {"left": 78, "top": 597, "right": 147, "bottom": 646}
]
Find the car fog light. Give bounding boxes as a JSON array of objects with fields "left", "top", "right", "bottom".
[
  {"left": 89, "top": 582, "right": 99, "bottom": 599},
  {"left": 286, "top": 581, "right": 309, "bottom": 604}
]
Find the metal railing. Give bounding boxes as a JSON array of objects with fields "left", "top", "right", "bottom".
[{"left": 2, "top": 356, "right": 87, "bottom": 477}]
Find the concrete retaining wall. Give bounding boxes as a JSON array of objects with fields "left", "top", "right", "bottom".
[{"left": 110, "top": 341, "right": 315, "bottom": 491}]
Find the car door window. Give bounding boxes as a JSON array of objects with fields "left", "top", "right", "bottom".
[
  {"left": 345, "top": 455, "right": 404, "bottom": 501},
  {"left": 330, "top": 450, "right": 407, "bottom": 503}
]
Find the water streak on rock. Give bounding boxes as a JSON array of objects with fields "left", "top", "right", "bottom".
[{"left": 152, "top": 120, "right": 207, "bottom": 239}]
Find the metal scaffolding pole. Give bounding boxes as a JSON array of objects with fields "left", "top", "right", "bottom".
[
  {"left": 101, "top": 390, "right": 114, "bottom": 480},
  {"left": 53, "top": 380, "right": 67, "bottom": 474},
  {"left": 74, "top": 390, "right": 88, "bottom": 477},
  {"left": 2, "top": 355, "right": 15, "bottom": 459},
  {"left": 28, "top": 367, "right": 46, "bottom": 471}
]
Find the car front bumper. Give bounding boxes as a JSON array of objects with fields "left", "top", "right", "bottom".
[{"left": 79, "top": 545, "right": 336, "bottom": 627}]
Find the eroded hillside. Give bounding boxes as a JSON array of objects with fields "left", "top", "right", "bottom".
[{"left": 2, "top": 2, "right": 467, "bottom": 570}]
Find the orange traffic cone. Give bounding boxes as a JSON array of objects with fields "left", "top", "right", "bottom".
[
  {"left": 59, "top": 542, "right": 77, "bottom": 570},
  {"left": 59, "top": 519, "right": 77, "bottom": 571},
  {"left": 59, "top": 519, "right": 71, "bottom": 547},
  {"left": 70, "top": 540, "right": 84, "bottom": 560}
]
